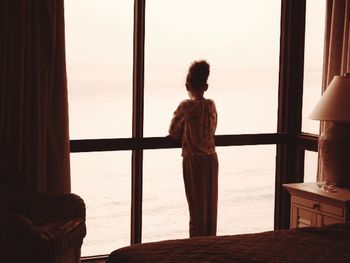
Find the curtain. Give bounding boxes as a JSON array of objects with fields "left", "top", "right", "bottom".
[
  {"left": 323, "top": 0, "right": 350, "bottom": 87},
  {"left": 0, "top": 0, "right": 70, "bottom": 192},
  {"left": 319, "top": 0, "right": 350, "bottom": 180}
]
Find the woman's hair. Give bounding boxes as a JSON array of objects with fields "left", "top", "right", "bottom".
[{"left": 186, "top": 60, "right": 210, "bottom": 89}]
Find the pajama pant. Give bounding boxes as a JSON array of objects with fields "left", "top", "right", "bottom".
[{"left": 182, "top": 153, "right": 218, "bottom": 237}]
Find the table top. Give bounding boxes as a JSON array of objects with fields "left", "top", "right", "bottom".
[{"left": 283, "top": 182, "right": 350, "bottom": 204}]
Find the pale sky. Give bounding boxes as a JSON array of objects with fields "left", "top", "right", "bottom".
[{"left": 64, "top": 0, "right": 325, "bottom": 138}]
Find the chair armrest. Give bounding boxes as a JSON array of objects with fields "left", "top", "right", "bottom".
[
  {"left": 7, "top": 192, "right": 86, "bottom": 223},
  {"left": 0, "top": 212, "right": 38, "bottom": 239}
]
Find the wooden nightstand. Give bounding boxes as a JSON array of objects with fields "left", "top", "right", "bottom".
[{"left": 283, "top": 182, "right": 350, "bottom": 229}]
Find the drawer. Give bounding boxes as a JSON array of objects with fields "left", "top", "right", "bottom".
[
  {"left": 296, "top": 208, "right": 314, "bottom": 228},
  {"left": 322, "top": 215, "right": 343, "bottom": 226},
  {"left": 292, "top": 195, "right": 344, "bottom": 217}
]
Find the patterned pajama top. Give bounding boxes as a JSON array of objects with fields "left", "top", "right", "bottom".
[{"left": 169, "top": 98, "right": 217, "bottom": 156}]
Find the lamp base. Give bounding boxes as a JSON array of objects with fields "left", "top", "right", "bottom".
[{"left": 319, "top": 122, "right": 350, "bottom": 188}]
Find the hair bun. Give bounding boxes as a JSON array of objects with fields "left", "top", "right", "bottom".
[{"left": 187, "top": 60, "right": 210, "bottom": 89}]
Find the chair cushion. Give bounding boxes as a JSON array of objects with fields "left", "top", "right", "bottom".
[{"left": 35, "top": 219, "right": 86, "bottom": 253}]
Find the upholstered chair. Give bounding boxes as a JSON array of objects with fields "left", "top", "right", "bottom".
[{"left": 0, "top": 191, "right": 86, "bottom": 263}]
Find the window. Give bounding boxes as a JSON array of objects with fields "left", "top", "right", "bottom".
[
  {"left": 142, "top": 149, "right": 187, "bottom": 242},
  {"left": 65, "top": 0, "right": 133, "bottom": 256},
  {"left": 144, "top": 0, "right": 281, "bottom": 136},
  {"left": 70, "top": 152, "right": 131, "bottom": 256},
  {"left": 143, "top": 0, "right": 280, "bottom": 242},
  {"left": 142, "top": 146, "right": 276, "bottom": 243},
  {"left": 304, "top": 151, "right": 318, "bottom": 183},
  {"left": 300, "top": 0, "right": 325, "bottom": 186},
  {"left": 302, "top": 0, "right": 326, "bottom": 134},
  {"left": 216, "top": 146, "right": 275, "bottom": 235},
  {"left": 65, "top": 0, "right": 322, "bottom": 258},
  {"left": 65, "top": 0, "right": 133, "bottom": 139}
]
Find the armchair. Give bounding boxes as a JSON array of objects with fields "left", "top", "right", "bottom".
[{"left": 0, "top": 191, "right": 86, "bottom": 263}]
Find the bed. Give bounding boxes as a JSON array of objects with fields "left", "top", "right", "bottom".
[{"left": 107, "top": 223, "right": 350, "bottom": 263}]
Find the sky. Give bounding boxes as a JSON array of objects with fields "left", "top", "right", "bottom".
[{"left": 65, "top": 0, "right": 325, "bottom": 138}]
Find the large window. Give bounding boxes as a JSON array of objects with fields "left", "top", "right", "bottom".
[{"left": 65, "top": 0, "right": 323, "bottom": 258}]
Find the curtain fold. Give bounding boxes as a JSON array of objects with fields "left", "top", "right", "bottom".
[
  {"left": 0, "top": 0, "right": 70, "bottom": 192},
  {"left": 319, "top": 0, "right": 350, "bottom": 180},
  {"left": 323, "top": 0, "right": 350, "bottom": 88}
]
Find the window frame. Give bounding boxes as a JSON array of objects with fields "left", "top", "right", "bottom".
[{"left": 70, "top": 0, "right": 320, "bottom": 259}]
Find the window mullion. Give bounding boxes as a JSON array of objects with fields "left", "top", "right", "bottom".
[
  {"left": 275, "top": 0, "right": 306, "bottom": 230},
  {"left": 131, "top": 0, "right": 146, "bottom": 245}
]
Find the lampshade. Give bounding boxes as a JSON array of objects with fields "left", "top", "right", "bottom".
[
  {"left": 309, "top": 75, "right": 350, "bottom": 122},
  {"left": 309, "top": 74, "right": 350, "bottom": 188}
]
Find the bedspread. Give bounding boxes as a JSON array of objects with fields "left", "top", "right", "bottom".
[{"left": 107, "top": 223, "right": 350, "bottom": 263}]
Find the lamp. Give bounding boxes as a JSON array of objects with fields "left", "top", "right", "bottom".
[{"left": 309, "top": 74, "right": 350, "bottom": 188}]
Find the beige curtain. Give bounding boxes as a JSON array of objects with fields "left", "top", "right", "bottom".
[
  {"left": 323, "top": 0, "right": 350, "bottom": 87},
  {"left": 318, "top": 0, "right": 350, "bottom": 180},
  {"left": 0, "top": 0, "right": 70, "bottom": 192}
]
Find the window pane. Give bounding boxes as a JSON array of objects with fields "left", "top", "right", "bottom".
[
  {"left": 71, "top": 152, "right": 131, "bottom": 256},
  {"left": 144, "top": 0, "right": 281, "bottom": 136},
  {"left": 65, "top": 1, "right": 133, "bottom": 139},
  {"left": 143, "top": 149, "right": 188, "bottom": 242},
  {"left": 217, "top": 146, "right": 275, "bottom": 234},
  {"left": 143, "top": 146, "right": 275, "bottom": 242},
  {"left": 302, "top": 0, "right": 326, "bottom": 134},
  {"left": 304, "top": 150, "right": 318, "bottom": 183}
]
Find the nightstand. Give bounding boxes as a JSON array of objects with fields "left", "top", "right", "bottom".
[{"left": 283, "top": 182, "right": 350, "bottom": 229}]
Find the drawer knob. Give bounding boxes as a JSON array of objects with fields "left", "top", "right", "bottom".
[{"left": 313, "top": 203, "right": 321, "bottom": 210}]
